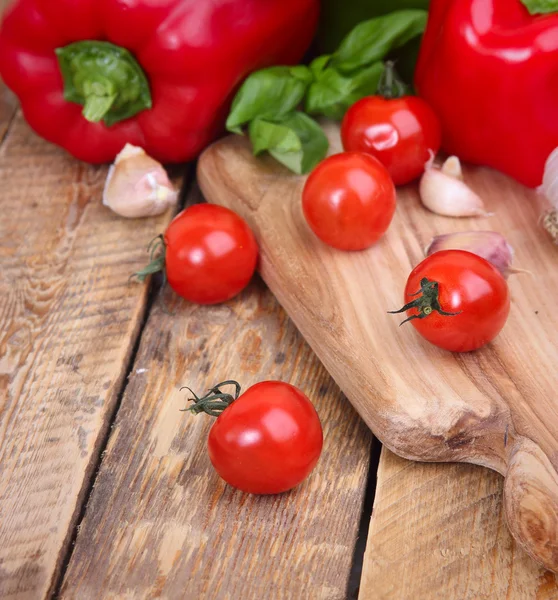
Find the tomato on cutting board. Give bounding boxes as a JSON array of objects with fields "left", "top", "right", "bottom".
[
  {"left": 302, "top": 152, "right": 396, "bottom": 251},
  {"left": 186, "top": 380, "right": 323, "bottom": 494},
  {"left": 341, "top": 86, "right": 441, "bottom": 186},
  {"left": 390, "top": 250, "right": 510, "bottom": 352},
  {"left": 135, "top": 204, "right": 258, "bottom": 305}
]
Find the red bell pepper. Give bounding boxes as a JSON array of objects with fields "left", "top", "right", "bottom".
[
  {"left": 415, "top": 0, "right": 558, "bottom": 187},
  {"left": 0, "top": 0, "right": 318, "bottom": 164}
]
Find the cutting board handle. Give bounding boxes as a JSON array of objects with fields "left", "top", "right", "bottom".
[{"left": 504, "top": 436, "right": 558, "bottom": 570}]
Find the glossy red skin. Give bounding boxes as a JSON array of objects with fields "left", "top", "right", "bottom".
[
  {"left": 208, "top": 382, "right": 323, "bottom": 495},
  {"left": 302, "top": 152, "right": 396, "bottom": 251},
  {"left": 415, "top": 0, "right": 558, "bottom": 188},
  {"left": 164, "top": 204, "right": 258, "bottom": 305},
  {"left": 341, "top": 96, "right": 441, "bottom": 186},
  {"left": 403, "top": 250, "right": 510, "bottom": 352},
  {"left": 0, "top": 0, "right": 318, "bottom": 163}
]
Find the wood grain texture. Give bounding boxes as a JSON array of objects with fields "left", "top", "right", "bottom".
[
  {"left": 361, "top": 449, "right": 558, "bottom": 599},
  {"left": 0, "top": 111, "right": 179, "bottom": 599},
  {"left": 197, "top": 123, "right": 558, "bottom": 573},
  {"left": 60, "top": 187, "right": 372, "bottom": 600}
]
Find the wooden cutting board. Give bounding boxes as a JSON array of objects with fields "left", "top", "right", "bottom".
[{"left": 198, "top": 123, "right": 558, "bottom": 573}]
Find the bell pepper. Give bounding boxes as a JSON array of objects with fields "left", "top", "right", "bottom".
[
  {"left": 415, "top": 0, "right": 558, "bottom": 188},
  {"left": 0, "top": 0, "right": 318, "bottom": 164}
]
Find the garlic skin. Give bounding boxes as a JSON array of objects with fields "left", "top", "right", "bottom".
[
  {"left": 419, "top": 154, "right": 489, "bottom": 217},
  {"left": 426, "top": 231, "right": 514, "bottom": 278},
  {"left": 440, "top": 155, "right": 463, "bottom": 180},
  {"left": 538, "top": 147, "right": 558, "bottom": 244},
  {"left": 103, "top": 144, "right": 178, "bottom": 218},
  {"left": 538, "top": 146, "right": 558, "bottom": 209},
  {"left": 543, "top": 210, "right": 558, "bottom": 244}
]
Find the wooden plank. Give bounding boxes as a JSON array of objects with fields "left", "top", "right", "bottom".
[
  {"left": 360, "top": 449, "right": 558, "bottom": 599},
  {"left": 60, "top": 186, "right": 373, "bottom": 600},
  {"left": 0, "top": 108, "right": 181, "bottom": 598}
]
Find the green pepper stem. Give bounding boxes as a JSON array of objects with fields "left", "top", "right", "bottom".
[
  {"left": 56, "top": 41, "right": 152, "bottom": 127},
  {"left": 82, "top": 93, "right": 117, "bottom": 123}
]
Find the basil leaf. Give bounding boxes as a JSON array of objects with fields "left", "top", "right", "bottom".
[
  {"left": 248, "top": 112, "right": 329, "bottom": 175},
  {"left": 226, "top": 65, "right": 312, "bottom": 133},
  {"left": 520, "top": 0, "right": 558, "bottom": 13},
  {"left": 305, "top": 62, "right": 385, "bottom": 120},
  {"left": 309, "top": 55, "right": 331, "bottom": 79},
  {"left": 331, "top": 10, "right": 427, "bottom": 73}
]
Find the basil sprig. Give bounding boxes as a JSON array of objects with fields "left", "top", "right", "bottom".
[{"left": 226, "top": 10, "right": 428, "bottom": 174}]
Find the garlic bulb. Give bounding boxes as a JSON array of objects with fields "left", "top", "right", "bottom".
[
  {"left": 538, "top": 147, "right": 558, "bottom": 243},
  {"left": 103, "top": 144, "right": 178, "bottom": 218},
  {"left": 419, "top": 154, "right": 490, "bottom": 218},
  {"left": 426, "top": 231, "right": 515, "bottom": 278}
]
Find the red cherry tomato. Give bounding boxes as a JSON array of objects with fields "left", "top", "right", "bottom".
[
  {"left": 302, "top": 152, "right": 396, "bottom": 251},
  {"left": 199, "top": 381, "right": 323, "bottom": 495},
  {"left": 341, "top": 96, "right": 442, "bottom": 186},
  {"left": 392, "top": 250, "right": 510, "bottom": 352},
  {"left": 163, "top": 204, "right": 258, "bottom": 304}
]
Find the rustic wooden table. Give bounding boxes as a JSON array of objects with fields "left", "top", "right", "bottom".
[{"left": 1, "top": 24, "right": 557, "bottom": 600}]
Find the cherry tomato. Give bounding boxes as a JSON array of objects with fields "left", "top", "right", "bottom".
[
  {"left": 391, "top": 250, "right": 510, "bottom": 352},
  {"left": 341, "top": 96, "right": 442, "bottom": 186},
  {"left": 302, "top": 152, "right": 396, "bottom": 251},
  {"left": 163, "top": 204, "right": 258, "bottom": 304},
  {"left": 199, "top": 381, "right": 323, "bottom": 495}
]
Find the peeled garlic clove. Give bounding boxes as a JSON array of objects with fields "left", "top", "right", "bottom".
[
  {"left": 419, "top": 155, "right": 490, "bottom": 217},
  {"left": 103, "top": 144, "right": 178, "bottom": 218},
  {"left": 426, "top": 231, "right": 514, "bottom": 278}
]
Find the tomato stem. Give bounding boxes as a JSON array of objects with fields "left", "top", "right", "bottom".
[
  {"left": 131, "top": 234, "right": 166, "bottom": 283},
  {"left": 377, "top": 61, "right": 406, "bottom": 100},
  {"left": 389, "top": 277, "right": 461, "bottom": 325},
  {"left": 182, "top": 380, "right": 242, "bottom": 417}
]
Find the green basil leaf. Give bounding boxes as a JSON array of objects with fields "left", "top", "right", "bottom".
[
  {"left": 226, "top": 66, "right": 312, "bottom": 134},
  {"left": 520, "top": 0, "right": 558, "bottom": 13},
  {"left": 248, "top": 112, "right": 329, "bottom": 175},
  {"left": 331, "top": 10, "right": 427, "bottom": 73},
  {"left": 305, "top": 62, "right": 384, "bottom": 120},
  {"left": 249, "top": 120, "right": 302, "bottom": 156},
  {"left": 309, "top": 55, "right": 331, "bottom": 79}
]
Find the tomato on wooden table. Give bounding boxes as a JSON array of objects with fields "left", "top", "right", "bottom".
[
  {"left": 136, "top": 204, "right": 258, "bottom": 305},
  {"left": 341, "top": 93, "right": 441, "bottom": 186},
  {"left": 391, "top": 250, "right": 510, "bottom": 352},
  {"left": 302, "top": 152, "right": 396, "bottom": 251},
  {"left": 187, "top": 380, "right": 323, "bottom": 494}
]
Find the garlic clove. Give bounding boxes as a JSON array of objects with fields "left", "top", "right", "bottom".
[
  {"left": 426, "top": 231, "right": 515, "bottom": 278},
  {"left": 103, "top": 144, "right": 178, "bottom": 219},
  {"left": 419, "top": 155, "right": 490, "bottom": 218}
]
